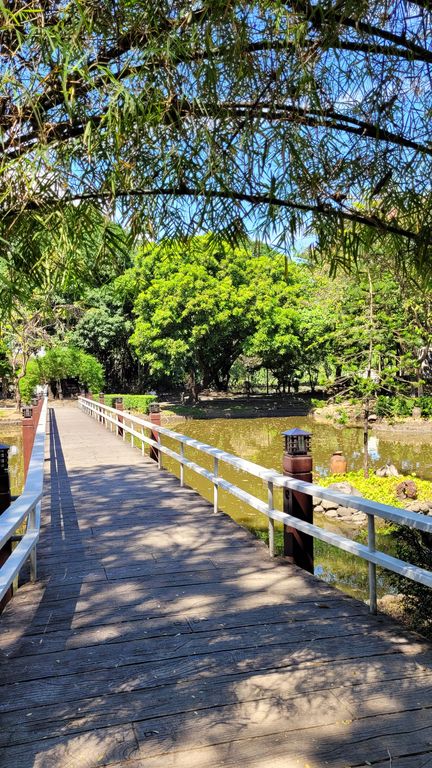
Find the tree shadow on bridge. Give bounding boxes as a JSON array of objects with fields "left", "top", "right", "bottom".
[{"left": 2, "top": 413, "right": 432, "bottom": 767}]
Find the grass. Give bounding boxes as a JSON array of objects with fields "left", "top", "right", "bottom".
[
  {"left": 161, "top": 404, "right": 207, "bottom": 419},
  {"left": 0, "top": 408, "right": 19, "bottom": 419}
]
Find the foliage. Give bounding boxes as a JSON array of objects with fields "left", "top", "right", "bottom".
[
  {"left": 391, "top": 525, "right": 432, "bottom": 640},
  {"left": 126, "top": 237, "right": 269, "bottom": 392},
  {"left": 124, "top": 236, "right": 334, "bottom": 394},
  {"left": 318, "top": 471, "right": 432, "bottom": 510},
  {"left": 20, "top": 347, "right": 104, "bottom": 403},
  {"left": 311, "top": 398, "right": 326, "bottom": 410},
  {"left": 70, "top": 285, "right": 140, "bottom": 393},
  {"left": 376, "top": 395, "right": 432, "bottom": 419},
  {"left": 0, "top": 205, "right": 131, "bottom": 315},
  {"left": 0, "top": 1, "right": 431, "bottom": 281},
  {"left": 103, "top": 394, "right": 157, "bottom": 413}
]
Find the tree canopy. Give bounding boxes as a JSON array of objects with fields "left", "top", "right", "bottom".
[
  {"left": 19, "top": 346, "right": 104, "bottom": 403},
  {"left": 1, "top": 1, "right": 432, "bottom": 282},
  {"left": 119, "top": 236, "right": 336, "bottom": 394}
]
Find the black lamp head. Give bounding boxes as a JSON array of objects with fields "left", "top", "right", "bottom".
[{"left": 282, "top": 428, "right": 312, "bottom": 456}]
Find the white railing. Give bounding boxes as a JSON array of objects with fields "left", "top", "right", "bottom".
[
  {"left": 79, "top": 396, "right": 432, "bottom": 614},
  {"left": 0, "top": 397, "right": 48, "bottom": 602}
]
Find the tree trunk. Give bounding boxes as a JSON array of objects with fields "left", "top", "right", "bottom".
[{"left": 363, "top": 399, "right": 369, "bottom": 479}]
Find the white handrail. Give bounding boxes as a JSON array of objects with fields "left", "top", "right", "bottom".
[
  {"left": 0, "top": 397, "right": 47, "bottom": 602},
  {"left": 79, "top": 396, "right": 432, "bottom": 612}
]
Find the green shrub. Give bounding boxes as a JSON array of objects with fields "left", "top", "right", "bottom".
[
  {"left": 392, "top": 525, "right": 432, "bottom": 639},
  {"left": 311, "top": 398, "right": 326, "bottom": 409},
  {"left": 104, "top": 394, "right": 157, "bottom": 413},
  {"left": 375, "top": 395, "right": 432, "bottom": 419},
  {"left": 419, "top": 396, "right": 432, "bottom": 418},
  {"left": 337, "top": 408, "right": 349, "bottom": 424}
]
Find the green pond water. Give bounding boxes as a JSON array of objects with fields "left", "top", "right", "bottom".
[
  {"left": 1, "top": 429, "right": 24, "bottom": 497},
  {"left": 159, "top": 415, "right": 431, "bottom": 603}
]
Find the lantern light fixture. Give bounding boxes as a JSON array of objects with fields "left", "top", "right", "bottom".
[{"left": 282, "top": 428, "right": 312, "bottom": 456}]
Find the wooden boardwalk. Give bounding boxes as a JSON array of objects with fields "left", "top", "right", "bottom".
[{"left": 1, "top": 404, "right": 432, "bottom": 767}]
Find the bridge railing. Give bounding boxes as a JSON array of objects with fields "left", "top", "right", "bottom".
[
  {"left": 79, "top": 395, "right": 432, "bottom": 614},
  {"left": 0, "top": 397, "right": 48, "bottom": 603}
]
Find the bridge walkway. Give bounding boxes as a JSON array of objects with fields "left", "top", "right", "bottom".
[{"left": 1, "top": 403, "right": 432, "bottom": 767}]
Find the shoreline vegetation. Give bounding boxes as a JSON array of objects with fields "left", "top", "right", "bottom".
[{"left": 311, "top": 396, "right": 432, "bottom": 433}]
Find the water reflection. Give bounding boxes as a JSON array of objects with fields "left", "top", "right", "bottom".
[
  {"left": 0, "top": 430, "right": 24, "bottom": 496},
  {"left": 168, "top": 415, "right": 432, "bottom": 481}
]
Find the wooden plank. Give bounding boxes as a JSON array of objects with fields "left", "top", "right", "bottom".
[
  {"left": 0, "top": 724, "right": 138, "bottom": 768},
  {"left": 0, "top": 658, "right": 432, "bottom": 746},
  {"left": 0, "top": 614, "right": 396, "bottom": 685}
]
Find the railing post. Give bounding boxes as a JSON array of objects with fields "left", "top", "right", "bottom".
[
  {"left": 180, "top": 442, "right": 185, "bottom": 486},
  {"left": 268, "top": 480, "right": 275, "bottom": 557},
  {"left": 22, "top": 405, "right": 35, "bottom": 482},
  {"left": 282, "top": 428, "right": 314, "bottom": 574},
  {"left": 29, "top": 504, "right": 37, "bottom": 582},
  {"left": 0, "top": 443, "right": 12, "bottom": 611},
  {"left": 149, "top": 403, "right": 161, "bottom": 465},
  {"left": 158, "top": 434, "right": 163, "bottom": 469},
  {"left": 213, "top": 457, "right": 219, "bottom": 513},
  {"left": 115, "top": 397, "right": 124, "bottom": 437},
  {"left": 99, "top": 393, "right": 105, "bottom": 425},
  {"left": 368, "top": 514, "right": 377, "bottom": 614}
]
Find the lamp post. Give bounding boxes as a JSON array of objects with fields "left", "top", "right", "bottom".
[{"left": 282, "top": 428, "right": 314, "bottom": 574}]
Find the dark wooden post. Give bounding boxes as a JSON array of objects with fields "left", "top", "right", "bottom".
[
  {"left": 22, "top": 405, "right": 35, "bottom": 482},
  {"left": 99, "top": 393, "right": 105, "bottom": 424},
  {"left": 0, "top": 443, "right": 12, "bottom": 611},
  {"left": 282, "top": 428, "right": 314, "bottom": 574},
  {"left": 149, "top": 403, "right": 161, "bottom": 463},
  {"left": 115, "top": 397, "right": 124, "bottom": 437}
]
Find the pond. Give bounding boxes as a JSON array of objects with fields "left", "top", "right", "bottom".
[
  {"left": 0, "top": 429, "right": 24, "bottom": 497},
  {"left": 160, "top": 415, "right": 430, "bottom": 603}
]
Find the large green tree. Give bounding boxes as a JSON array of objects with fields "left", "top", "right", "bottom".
[
  {"left": 1, "top": 1, "right": 431, "bottom": 282},
  {"left": 121, "top": 236, "right": 332, "bottom": 395},
  {"left": 125, "top": 237, "right": 260, "bottom": 395}
]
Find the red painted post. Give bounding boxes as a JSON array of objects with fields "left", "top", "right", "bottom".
[
  {"left": 149, "top": 403, "right": 161, "bottom": 463},
  {"left": 115, "top": 397, "right": 124, "bottom": 437},
  {"left": 282, "top": 428, "right": 314, "bottom": 574},
  {"left": 22, "top": 405, "right": 35, "bottom": 483},
  {"left": 0, "top": 443, "right": 12, "bottom": 611}
]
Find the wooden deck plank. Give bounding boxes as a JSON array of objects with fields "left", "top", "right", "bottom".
[{"left": 1, "top": 402, "right": 432, "bottom": 768}]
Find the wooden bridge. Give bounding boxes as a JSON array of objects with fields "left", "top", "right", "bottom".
[{"left": 2, "top": 402, "right": 432, "bottom": 767}]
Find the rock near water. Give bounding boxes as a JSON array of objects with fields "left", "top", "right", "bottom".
[{"left": 313, "top": 482, "right": 366, "bottom": 524}]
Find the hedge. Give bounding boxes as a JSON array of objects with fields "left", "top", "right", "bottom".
[{"left": 103, "top": 394, "right": 157, "bottom": 413}]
